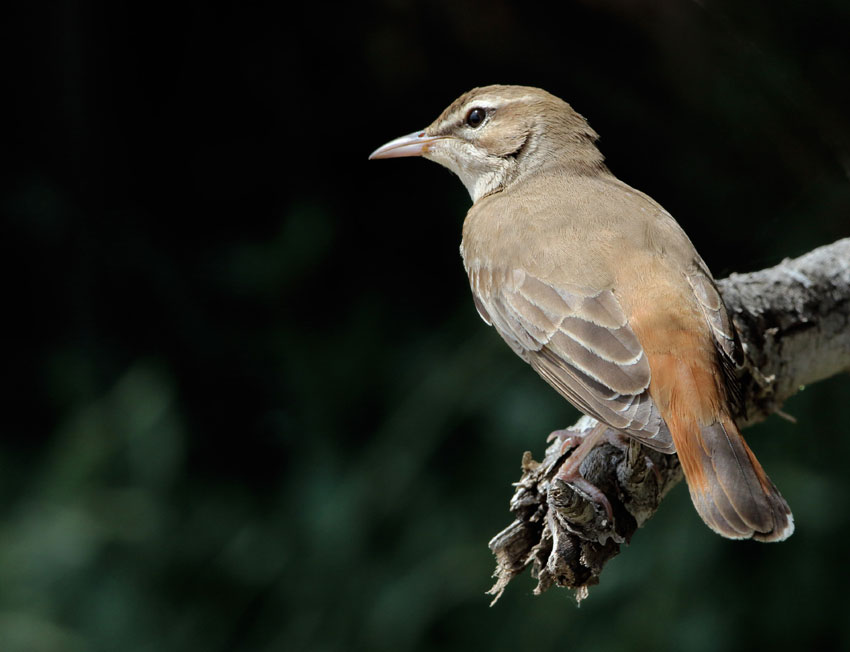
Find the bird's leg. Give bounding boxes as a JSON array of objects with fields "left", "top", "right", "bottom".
[
  {"left": 552, "top": 422, "right": 614, "bottom": 522},
  {"left": 551, "top": 423, "right": 663, "bottom": 488},
  {"left": 548, "top": 420, "right": 630, "bottom": 455},
  {"left": 546, "top": 427, "right": 585, "bottom": 451}
]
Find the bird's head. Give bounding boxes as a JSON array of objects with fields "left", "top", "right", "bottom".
[{"left": 369, "top": 85, "right": 603, "bottom": 202}]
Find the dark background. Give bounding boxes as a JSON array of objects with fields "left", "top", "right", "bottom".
[{"left": 5, "top": 1, "right": 850, "bottom": 650}]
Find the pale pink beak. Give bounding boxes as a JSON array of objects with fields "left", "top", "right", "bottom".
[{"left": 368, "top": 130, "right": 444, "bottom": 160}]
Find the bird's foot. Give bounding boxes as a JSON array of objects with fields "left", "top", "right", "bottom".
[
  {"left": 643, "top": 454, "right": 663, "bottom": 486},
  {"left": 554, "top": 460, "right": 615, "bottom": 525},
  {"left": 547, "top": 422, "right": 629, "bottom": 455},
  {"left": 549, "top": 470, "right": 623, "bottom": 545},
  {"left": 546, "top": 428, "right": 585, "bottom": 454},
  {"left": 545, "top": 422, "right": 623, "bottom": 544}
]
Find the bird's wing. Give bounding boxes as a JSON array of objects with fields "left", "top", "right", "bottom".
[
  {"left": 472, "top": 267, "right": 674, "bottom": 453},
  {"left": 686, "top": 263, "right": 745, "bottom": 416}
]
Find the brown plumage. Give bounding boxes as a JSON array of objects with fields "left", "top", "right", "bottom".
[{"left": 370, "top": 85, "right": 792, "bottom": 541}]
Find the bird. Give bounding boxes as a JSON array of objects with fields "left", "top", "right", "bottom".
[{"left": 369, "top": 85, "right": 793, "bottom": 542}]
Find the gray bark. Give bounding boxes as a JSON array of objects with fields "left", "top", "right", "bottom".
[{"left": 487, "top": 238, "right": 850, "bottom": 604}]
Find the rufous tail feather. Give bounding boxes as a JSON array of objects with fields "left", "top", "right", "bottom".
[{"left": 674, "top": 415, "right": 793, "bottom": 542}]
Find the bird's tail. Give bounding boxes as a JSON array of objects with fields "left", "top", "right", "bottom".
[{"left": 673, "top": 415, "right": 793, "bottom": 542}]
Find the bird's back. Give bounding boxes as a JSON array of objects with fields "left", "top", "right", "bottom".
[{"left": 461, "top": 167, "right": 702, "bottom": 296}]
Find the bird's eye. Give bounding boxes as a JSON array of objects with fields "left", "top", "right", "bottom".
[{"left": 465, "top": 108, "right": 486, "bottom": 128}]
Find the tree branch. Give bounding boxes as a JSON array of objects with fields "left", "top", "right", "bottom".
[{"left": 487, "top": 238, "right": 850, "bottom": 604}]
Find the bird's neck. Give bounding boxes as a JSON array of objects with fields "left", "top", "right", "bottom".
[{"left": 515, "top": 131, "right": 607, "bottom": 183}]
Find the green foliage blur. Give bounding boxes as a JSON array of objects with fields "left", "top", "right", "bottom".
[{"left": 5, "top": 1, "right": 850, "bottom": 651}]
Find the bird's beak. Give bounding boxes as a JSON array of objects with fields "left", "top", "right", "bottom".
[{"left": 368, "top": 130, "right": 444, "bottom": 160}]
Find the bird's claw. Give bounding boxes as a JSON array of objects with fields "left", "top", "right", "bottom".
[{"left": 555, "top": 465, "right": 615, "bottom": 524}]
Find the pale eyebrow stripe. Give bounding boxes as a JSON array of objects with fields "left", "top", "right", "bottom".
[{"left": 461, "top": 94, "right": 537, "bottom": 114}]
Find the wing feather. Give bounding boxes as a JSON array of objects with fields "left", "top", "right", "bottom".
[
  {"left": 471, "top": 267, "right": 675, "bottom": 453},
  {"left": 687, "top": 264, "right": 745, "bottom": 416}
]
